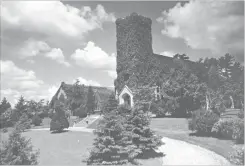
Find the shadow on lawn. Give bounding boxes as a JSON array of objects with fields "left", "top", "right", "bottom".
[
  {"left": 50, "top": 130, "right": 70, "bottom": 134},
  {"left": 137, "top": 149, "right": 165, "bottom": 160},
  {"left": 189, "top": 132, "right": 214, "bottom": 137}
]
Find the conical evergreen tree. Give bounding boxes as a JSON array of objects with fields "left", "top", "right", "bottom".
[
  {"left": 123, "top": 107, "right": 163, "bottom": 158},
  {"left": 103, "top": 93, "right": 118, "bottom": 114},
  {"left": 0, "top": 128, "right": 40, "bottom": 165},
  {"left": 86, "top": 86, "right": 96, "bottom": 114},
  {"left": 50, "top": 101, "right": 69, "bottom": 132},
  {"left": 0, "top": 97, "right": 11, "bottom": 115},
  {"left": 86, "top": 110, "right": 129, "bottom": 165},
  {"left": 11, "top": 96, "right": 27, "bottom": 123},
  {"left": 86, "top": 105, "right": 163, "bottom": 165},
  {"left": 15, "top": 113, "right": 31, "bottom": 132}
]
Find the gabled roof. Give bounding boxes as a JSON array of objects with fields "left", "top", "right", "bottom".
[
  {"left": 49, "top": 82, "right": 113, "bottom": 108},
  {"left": 118, "top": 85, "right": 133, "bottom": 96}
]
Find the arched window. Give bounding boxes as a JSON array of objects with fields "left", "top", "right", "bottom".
[
  {"left": 154, "top": 84, "right": 161, "bottom": 101},
  {"left": 122, "top": 93, "right": 131, "bottom": 107}
]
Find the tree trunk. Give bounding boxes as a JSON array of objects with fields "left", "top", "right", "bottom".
[
  {"left": 230, "top": 96, "right": 234, "bottom": 109},
  {"left": 206, "top": 94, "right": 209, "bottom": 110}
]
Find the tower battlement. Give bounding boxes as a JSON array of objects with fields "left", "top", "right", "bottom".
[{"left": 115, "top": 12, "right": 152, "bottom": 27}]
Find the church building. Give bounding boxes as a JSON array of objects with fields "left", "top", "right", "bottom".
[{"left": 114, "top": 13, "right": 195, "bottom": 108}]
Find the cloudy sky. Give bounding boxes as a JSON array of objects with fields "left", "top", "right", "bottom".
[{"left": 1, "top": 1, "right": 244, "bottom": 105}]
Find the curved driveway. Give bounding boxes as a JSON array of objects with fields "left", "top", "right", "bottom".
[{"left": 157, "top": 137, "right": 230, "bottom": 165}]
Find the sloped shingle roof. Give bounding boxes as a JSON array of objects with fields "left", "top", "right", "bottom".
[{"left": 50, "top": 82, "right": 113, "bottom": 108}]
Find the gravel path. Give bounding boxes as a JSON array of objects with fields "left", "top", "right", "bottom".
[{"left": 157, "top": 137, "right": 230, "bottom": 165}]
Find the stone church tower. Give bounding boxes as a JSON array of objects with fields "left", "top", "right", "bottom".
[{"left": 114, "top": 13, "right": 154, "bottom": 93}]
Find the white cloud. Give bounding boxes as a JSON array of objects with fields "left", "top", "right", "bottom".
[
  {"left": 0, "top": 61, "right": 61, "bottom": 105},
  {"left": 0, "top": 60, "right": 57, "bottom": 105},
  {"left": 47, "top": 85, "right": 59, "bottom": 100},
  {"left": 19, "top": 38, "right": 50, "bottom": 58},
  {"left": 157, "top": 0, "right": 244, "bottom": 61},
  {"left": 160, "top": 51, "right": 176, "bottom": 58},
  {"left": 1, "top": 86, "right": 58, "bottom": 106},
  {"left": 1, "top": 1, "right": 116, "bottom": 39},
  {"left": 45, "top": 48, "right": 70, "bottom": 67},
  {"left": 73, "top": 77, "right": 101, "bottom": 87},
  {"left": 1, "top": 60, "right": 44, "bottom": 90},
  {"left": 27, "top": 59, "right": 35, "bottom": 64},
  {"left": 71, "top": 41, "right": 116, "bottom": 70},
  {"left": 18, "top": 38, "right": 70, "bottom": 67},
  {"left": 106, "top": 70, "right": 117, "bottom": 79}
]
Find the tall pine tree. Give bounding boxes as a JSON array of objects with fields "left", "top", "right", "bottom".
[
  {"left": 86, "top": 105, "right": 163, "bottom": 165},
  {"left": 0, "top": 97, "right": 11, "bottom": 115},
  {"left": 124, "top": 108, "right": 163, "bottom": 158},
  {"left": 86, "top": 110, "right": 129, "bottom": 165},
  {"left": 11, "top": 96, "right": 27, "bottom": 123}
]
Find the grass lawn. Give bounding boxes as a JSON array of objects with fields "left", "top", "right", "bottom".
[
  {"left": 1, "top": 129, "right": 163, "bottom": 166},
  {"left": 150, "top": 118, "right": 243, "bottom": 163},
  {"left": 2, "top": 116, "right": 241, "bottom": 165}
]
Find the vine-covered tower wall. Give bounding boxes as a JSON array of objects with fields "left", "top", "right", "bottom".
[{"left": 115, "top": 13, "right": 154, "bottom": 92}]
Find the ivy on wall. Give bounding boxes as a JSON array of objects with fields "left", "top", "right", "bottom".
[{"left": 115, "top": 13, "right": 165, "bottom": 92}]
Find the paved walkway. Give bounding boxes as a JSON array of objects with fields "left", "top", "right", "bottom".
[
  {"left": 157, "top": 137, "right": 230, "bottom": 165},
  {"left": 30, "top": 127, "right": 94, "bottom": 133},
  {"left": 73, "top": 115, "right": 100, "bottom": 127}
]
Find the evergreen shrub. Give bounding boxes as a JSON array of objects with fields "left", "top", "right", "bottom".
[{"left": 188, "top": 109, "right": 219, "bottom": 135}]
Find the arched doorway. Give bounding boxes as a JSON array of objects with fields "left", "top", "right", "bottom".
[{"left": 122, "top": 93, "right": 131, "bottom": 107}]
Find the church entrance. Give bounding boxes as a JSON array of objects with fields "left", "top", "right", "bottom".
[
  {"left": 122, "top": 93, "right": 131, "bottom": 107},
  {"left": 118, "top": 85, "right": 134, "bottom": 108}
]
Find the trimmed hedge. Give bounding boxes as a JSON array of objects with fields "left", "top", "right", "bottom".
[
  {"left": 50, "top": 118, "right": 69, "bottom": 132},
  {"left": 188, "top": 109, "right": 219, "bottom": 134},
  {"left": 50, "top": 102, "right": 69, "bottom": 132}
]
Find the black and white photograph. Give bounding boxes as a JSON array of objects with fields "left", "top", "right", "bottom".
[{"left": 0, "top": 0, "right": 244, "bottom": 165}]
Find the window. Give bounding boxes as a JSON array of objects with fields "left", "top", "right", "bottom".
[{"left": 157, "top": 86, "right": 160, "bottom": 93}]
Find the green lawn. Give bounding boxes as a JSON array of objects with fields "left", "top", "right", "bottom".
[
  {"left": 25, "top": 130, "right": 94, "bottom": 165},
  {"left": 1, "top": 129, "right": 163, "bottom": 165},
  {"left": 1, "top": 117, "right": 241, "bottom": 165},
  {"left": 150, "top": 118, "right": 243, "bottom": 163}
]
